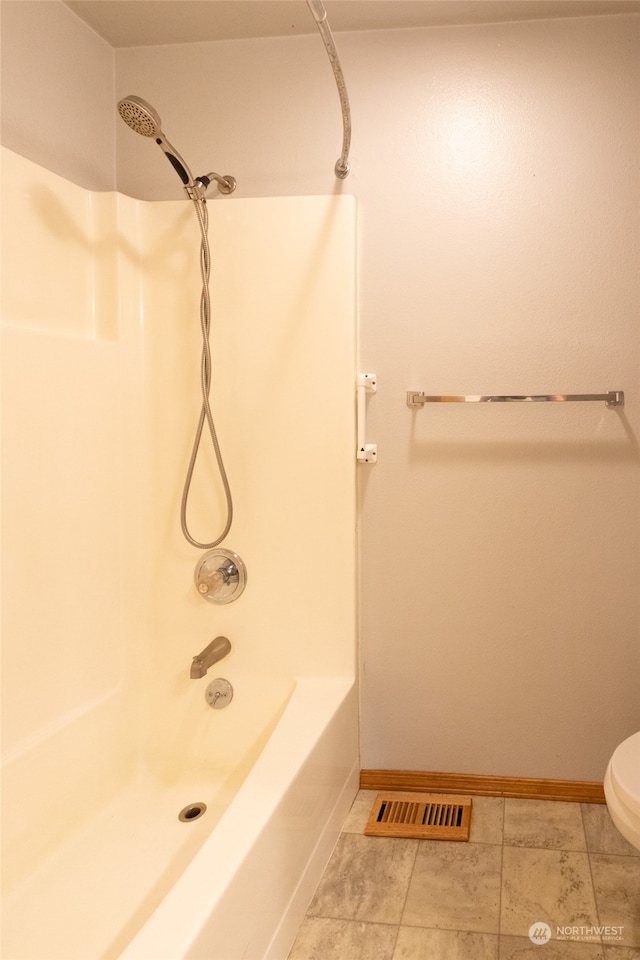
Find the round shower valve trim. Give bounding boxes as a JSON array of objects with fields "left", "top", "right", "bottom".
[
  {"left": 205, "top": 678, "right": 233, "bottom": 709},
  {"left": 194, "top": 548, "right": 247, "bottom": 604}
]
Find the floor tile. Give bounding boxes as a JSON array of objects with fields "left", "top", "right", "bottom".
[
  {"left": 470, "top": 797, "right": 504, "bottom": 845},
  {"left": 356, "top": 789, "right": 380, "bottom": 804},
  {"left": 402, "top": 841, "right": 502, "bottom": 933},
  {"left": 342, "top": 792, "right": 378, "bottom": 834},
  {"left": 288, "top": 794, "right": 640, "bottom": 960},
  {"left": 306, "top": 833, "right": 417, "bottom": 925},
  {"left": 287, "top": 917, "right": 398, "bottom": 960},
  {"left": 582, "top": 804, "right": 640, "bottom": 857},
  {"left": 499, "top": 935, "right": 604, "bottom": 958},
  {"left": 501, "top": 846, "right": 598, "bottom": 937},
  {"left": 590, "top": 855, "right": 640, "bottom": 948},
  {"left": 603, "top": 948, "right": 640, "bottom": 958},
  {"left": 504, "top": 798, "right": 587, "bottom": 850},
  {"left": 393, "top": 926, "right": 499, "bottom": 958}
]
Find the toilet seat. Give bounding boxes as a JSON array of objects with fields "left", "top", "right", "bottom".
[
  {"left": 609, "top": 731, "right": 640, "bottom": 817},
  {"left": 604, "top": 730, "right": 640, "bottom": 852}
]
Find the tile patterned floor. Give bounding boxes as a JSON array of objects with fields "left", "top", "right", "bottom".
[{"left": 288, "top": 792, "right": 640, "bottom": 959}]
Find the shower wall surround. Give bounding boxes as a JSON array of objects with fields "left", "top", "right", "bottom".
[{"left": 1, "top": 144, "right": 356, "bottom": 920}]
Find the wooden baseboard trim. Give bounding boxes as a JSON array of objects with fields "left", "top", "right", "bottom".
[{"left": 360, "top": 769, "right": 605, "bottom": 804}]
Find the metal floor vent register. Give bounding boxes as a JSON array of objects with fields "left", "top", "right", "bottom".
[{"left": 365, "top": 792, "right": 472, "bottom": 841}]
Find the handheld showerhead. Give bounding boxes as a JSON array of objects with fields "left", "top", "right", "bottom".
[
  {"left": 117, "top": 94, "right": 195, "bottom": 188},
  {"left": 117, "top": 95, "right": 162, "bottom": 138},
  {"left": 117, "top": 95, "right": 236, "bottom": 199}
]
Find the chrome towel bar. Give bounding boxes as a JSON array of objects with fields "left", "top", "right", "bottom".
[{"left": 407, "top": 391, "right": 624, "bottom": 408}]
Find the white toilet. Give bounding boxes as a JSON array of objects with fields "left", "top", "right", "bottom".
[{"left": 604, "top": 730, "right": 640, "bottom": 852}]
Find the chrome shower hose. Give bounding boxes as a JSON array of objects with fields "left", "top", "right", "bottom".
[{"left": 180, "top": 198, "right": 233, "bottom": 548}]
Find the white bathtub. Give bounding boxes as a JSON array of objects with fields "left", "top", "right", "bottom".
[{"left": 2, "top": 675, "right": 358, "bottom": 960}]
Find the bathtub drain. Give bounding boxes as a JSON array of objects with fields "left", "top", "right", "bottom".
[{"left": 178, "top": 802, "right": 207, "bottom": 822}]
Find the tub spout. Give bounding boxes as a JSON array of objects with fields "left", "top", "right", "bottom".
[{"left": 190, "top": 636, "right": 231, "bottom": 679}]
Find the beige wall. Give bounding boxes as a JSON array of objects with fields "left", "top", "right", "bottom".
[
  {"left": 2, "top": 3, "right": 639, "bottom": 782},
  {"left": 0, "top": 0, "right": 115, "bottom": 190}
]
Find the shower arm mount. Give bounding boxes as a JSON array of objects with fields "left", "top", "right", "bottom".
[{"left": 193, "top": 172, "right": 237, "bottom": 199}]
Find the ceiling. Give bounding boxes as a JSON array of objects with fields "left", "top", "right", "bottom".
[{"left": 64, "top": 0, "right": 640, "bottom": 47}]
